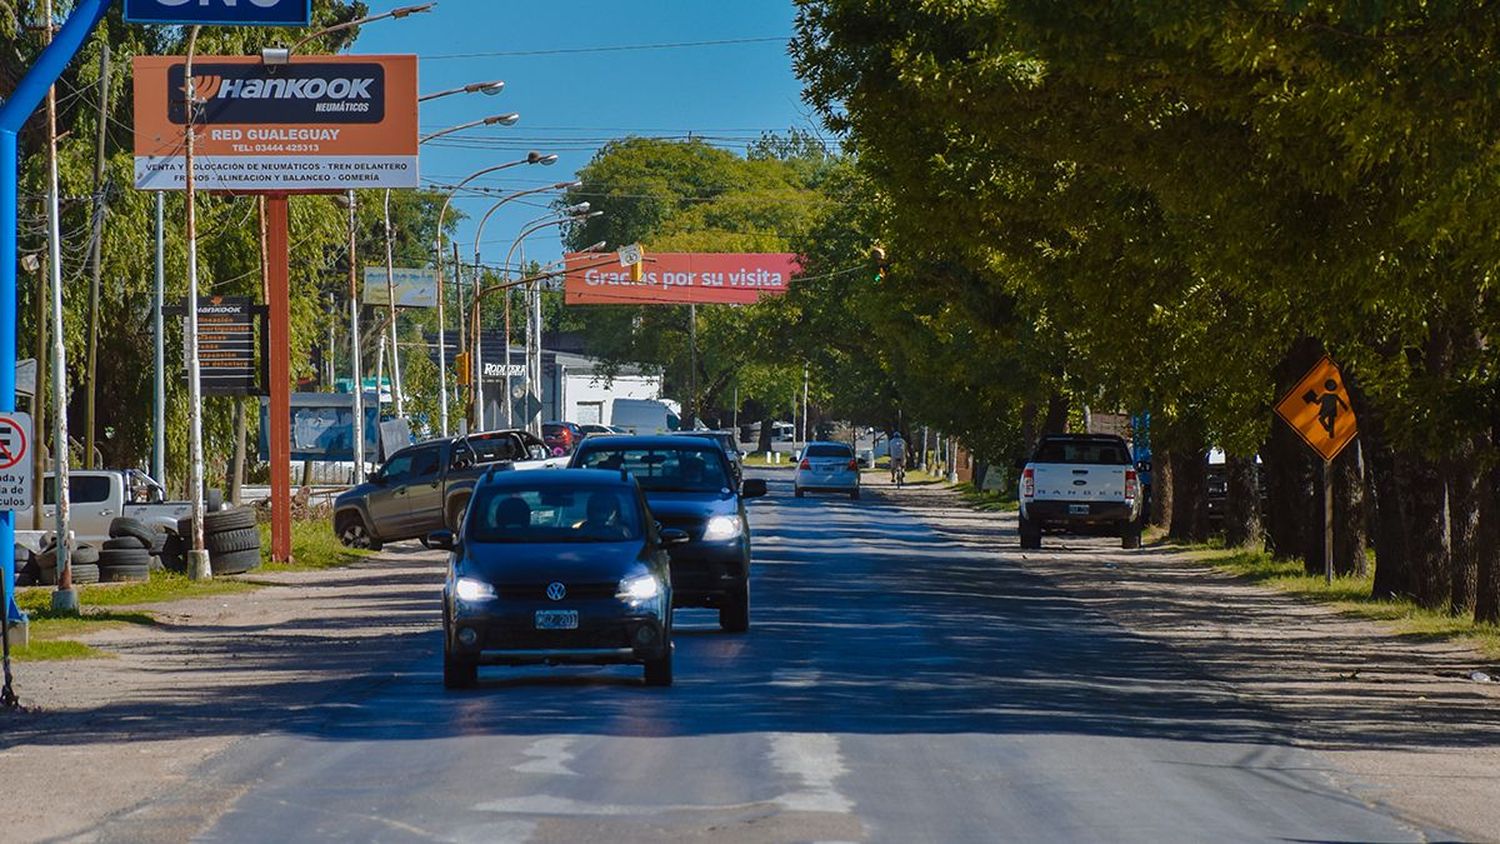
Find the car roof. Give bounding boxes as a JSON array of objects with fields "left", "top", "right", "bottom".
[
  {"left": 575, "top": 434, "right": 724, "bottom": 450},
  {"left": 474, "top": 467, "right": 634, "bottom": 490},
  {"left": 805, "top": 440, "right": 853, "bottom": 447}
]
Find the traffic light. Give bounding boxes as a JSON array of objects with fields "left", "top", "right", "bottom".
[{"left": 454, "top": 352, "right": 470, "bottom": 385}]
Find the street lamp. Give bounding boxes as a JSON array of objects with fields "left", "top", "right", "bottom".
[
  {"left": 469, "top": 186, "right": 582, "bottom": 429},
  {"left": 261, "top": 3, "right": 436, "bottom": 64},
  {"left": 421, "top": 80, "right": 504, "bottom": 102},
  {"left": 419, "top": 113, "right": 519, "bottom": 145}
]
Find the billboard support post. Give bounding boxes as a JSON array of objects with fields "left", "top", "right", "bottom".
[
  {"left": 154, "top": 192, "right": 166, "bottom": 487},
  {"left": 267, "top": 194, "right": 293, "bottom": 563},
  {"left": 348, "top": 190, "right": 365, "bottom": 485},
  {"left": 183, "top": 26, "right": 210, "bottom": 581}
]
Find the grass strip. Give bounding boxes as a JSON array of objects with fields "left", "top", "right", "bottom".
[
  {"left": 258, "top": 518, "right": 372, "bottom": 572},
  {"left": 952, "top": 481, "right": 1019, "bottom": 512},
  {"left": 1196, "top": 547, "right": 1500, "bottom": 659}
]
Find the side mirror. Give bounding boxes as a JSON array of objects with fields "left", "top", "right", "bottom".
[
  {"left": 741, "top": 478, "right": 768, "bottom": 499},
  {"left": 426, "top": 530, "right": 456, "bottom": 551},
  {"left": 659, "top": 528, "right": 690, "bottom": 547}
]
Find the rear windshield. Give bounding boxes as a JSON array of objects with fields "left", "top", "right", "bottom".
[
  {"left": 576, "top": 446, "right": 729, "bottom": 493},
  {"left": 806, "top": 444, "right": 853, "bottom": 458},
  {"left": 460, "top": 434, "right": 520, "bottom": 463},
  {"left": 1034, "top": 439, "right": 1132, "bottom": 465},
  {"left": 468, "top": 486, "right": 642, "bottom": 543}
]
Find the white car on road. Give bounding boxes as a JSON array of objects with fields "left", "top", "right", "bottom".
[{"left": 794, "top": 442, "right": 861, "bottom": 500}]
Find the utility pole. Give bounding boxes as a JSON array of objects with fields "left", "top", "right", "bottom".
[
  {"left": 435, "top": 239, "right": 448, "bottom": 436},
  {"left": 453, "top": 241, "right": 465, "bottom": 434},
  {"left": 153, "top": 193, "right": 165, "bottom": 486},
  {"left": 347, "top": 190, "right": 365, "bottom": 483},
  {"left": 43, "top": 0, "right": 77, "bottom": 611},
  {"left": 83, "top": 40, "right": 108, "bottom": 469},
  {"left": 687, "top": 303, "right": 697, "bottom": 428},
  {"left": 182, "top": 26, "right": 210, "bottom": 581},
  {"left": 31, "top": 252, "right": 46, "bottom": 532},
  {"left": 802, "top": 363, "right": 809, "bottom": 446},
  {"left": 382, "top": 189, "right": 403, "bottom": 417}
]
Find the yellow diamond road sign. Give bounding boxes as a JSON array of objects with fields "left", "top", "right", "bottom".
[{"left": 1275, "top": 356, "right": 1358, "bottom": 463}]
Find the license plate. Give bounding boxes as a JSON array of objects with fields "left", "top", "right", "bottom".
[
  {"left": 1069, "top": 504, "right": 1090, "bottom": 515},
  {"left": 534, "top": 610, "right": 579, "bottom": 630}
]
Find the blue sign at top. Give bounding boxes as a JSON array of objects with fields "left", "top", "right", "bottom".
[{"left": 124, "top": 0, "right": 312, "bottom": 26}]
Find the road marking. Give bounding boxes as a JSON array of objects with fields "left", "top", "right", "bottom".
[
  {"left": 513, "top": 737, "right": 578, "bottom": 776},
  {"left": 769, "top": 733, "right": 854, "bottom": 814},
  {"left": 771, "top": 668, "right": 821, "bottom": 688}
]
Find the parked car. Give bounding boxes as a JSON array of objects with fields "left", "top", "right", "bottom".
[
  {"left": 333, "top": 430, "right": 564, "bottom": 550},
  {"left": 570, "top": 435, "right": 766, "bottom": 631},
  {"left": 794, "top": 442, "right": 861, "bottom": 500},
  {"left": 434, "top": 468, "right": 681, "bottom": 688},
  {"left": 1018, "top": 434, "right": 1142, "bottom": 549},
  {"left": 14, "top": 469, "right": 218, "bottom": 548},
  {"left": 542, "top": 421, "right": 585, "bottom": 456},
  {"left": 670, "top": 430, "right": 744, "bottom": 484},
  {"left": 610, "top": 398, "right": 679, "bottom": 434},
  {"left": 578, "top": 423, "right": 628, "bottom": 438}
]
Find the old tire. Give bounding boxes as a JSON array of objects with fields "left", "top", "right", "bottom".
[
  {"left": 206, "top": 527, "right": 261, "bottom": 555},
  {"left": 178, "top": 507, "right": 255, "bottom": 538},
  {"left": 70, "top": 563, "right": 100, "bottom": 585},
  {"left": 103, "top": 536, "right": 149, "bottom": 551},
  {"left": 336, "top": 512, "right": 380, "bottom": 551},
  {"left": 210, "top": 547, "right": 260, "bottom": 576},
  {"left": 108, "top": 517, "right": 156, "bottom": 547},
  {"left": 644, "top": 643, "right": 673, "bottom": 687},
  {"left": 72, "top": 543, "right": 100, "bottom": 565},
  {"left": 443, "top": 651, "right": 478, "bottom": 689},
  {"left": 159, "top": 535, "right": 186, "bottom": 573},
  {"left": 98, "top": 548, "right": 152, "bottom": 567},
  {"left": 99, "top": 564, "right": 151, "bottom": 583},
  {"left": 718, "top": 585, "right": 750, "bottom": 633}
]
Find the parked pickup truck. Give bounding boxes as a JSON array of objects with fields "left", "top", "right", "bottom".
[
  {"left": 333, "top": 429, "right": 564, "bottom": 550},
  {"left": 14, "top": 469, "right": 212, "bottom": 548},
  {"left": 1018, "top": 434, "right": 1142, "bottom": 550}
]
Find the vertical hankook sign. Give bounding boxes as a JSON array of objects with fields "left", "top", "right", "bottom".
[{"left": 132, "top": 55, "right": 419, "bottom": 191}]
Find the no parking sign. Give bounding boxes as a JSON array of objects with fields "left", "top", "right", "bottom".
[{"left": 0, "top": 412, "right": 32, "bottom": 511}]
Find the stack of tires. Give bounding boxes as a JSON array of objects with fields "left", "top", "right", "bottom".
[
  {"left": 99, "top": 517, "right": 166, "bottom": 583},
  {"left": 32, "top": 541, "right": 100, "bottom": 585},
  {"left": 176, "top": 507, "right": 261, "bottom": 575}
]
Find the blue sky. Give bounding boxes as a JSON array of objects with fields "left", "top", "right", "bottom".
[{"left": 353, "top": 0, "right": 815, "bottom": 268}]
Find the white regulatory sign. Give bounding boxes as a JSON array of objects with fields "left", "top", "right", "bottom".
[
  {"left": 483, "top": 363, "right": 526, "bottom": 378},
  {"left": 0, "top": 412, "right": 33, "bottom": 511},
  {"left": 617, "top": 243, "right": 643, "bottom": 267}
]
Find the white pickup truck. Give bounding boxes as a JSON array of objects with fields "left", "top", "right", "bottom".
[
  {"left": 14, "top": 469, "right": 206, "bottom": 548},
  {"left": 1018, "top": 434, "right": 1142, "bottom": 549}
]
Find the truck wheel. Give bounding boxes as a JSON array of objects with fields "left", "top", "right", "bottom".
[
  {"left": 1121, "top": 523, "right": 1142, "bottom": 549},
  {"left": 336, "top": 513, "right": 381, "bottom": 551},
  {"left": 718, "top": 585, "right": 750, "bottom": 633},
  {"left": 443, "top": 650, "right": 478, "bottom": 689},
  {"left": 447, "top": 498, "right": 470, "bottom": 532},
  {"left": 1019, "top": 515, "right": 1042, "bottom": 550},
  {"left": 644, "top": 643, "right": 673, "bottom": 687}
]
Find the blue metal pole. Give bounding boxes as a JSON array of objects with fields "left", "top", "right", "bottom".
[{"left": 0, "top": 0, "right": 112, "bottom": 624}]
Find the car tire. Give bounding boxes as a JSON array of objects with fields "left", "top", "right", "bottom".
[
  {"left": 206, "top": 527, "right": 261, "bottom": 555},
  {"left": 210, "top": 547, "right": 260, "bottom": 576},
  {"left": 108, "top": 517, "right": 157, "bottom": 547},
  {"left": 335, "top": 512, "right": 381, "bottom": 551},
  {"left": 447, "top": 497, "right": 469, "bottom": 532},
  {"left": 178, "top": 507, "right": 255, "bottom": 538},
  {"left": 72, "top": 543, "right": 101, "bottom": 565},
  {"left": 103, "top": 536, "right": 148, "bottom": 551},
  {"left": 159, "top": 535, "right": 186, "bottom": 573},
  {"left": 443, "top": 650, "right": 478, "bottom": 689},
  {"left": 98, "top": 548, "right": 152, "bottom": 568},
  {"left": 719, "top": 585, "right": 750, "bottom": 633},
  {"left": 1121, "top": 524, "right": 1142, "bottom": 549},
  {"left": 644, "top": 643, "right": 673, "bottom": 687},
  {"left": 850, "top": 488, "right": 860, "bottom": 501},
  {"left": 794, "top": 486, "right": 804, "bottom": 499},
  {"left": 1019, "top": 515, "right": 1042, "bottom": 550},
  {"left": 70, "top": 563, "right": 100, "bottom": 585},
  {"left": 99, "top": 564, "right": 151, "bottom": 583}
]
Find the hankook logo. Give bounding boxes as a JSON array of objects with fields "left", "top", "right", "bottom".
[{"left": 168, "top": 62, "right": 385, "bottom": 125}]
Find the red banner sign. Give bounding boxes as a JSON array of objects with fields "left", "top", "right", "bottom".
[{"left": 564, "top": 252, "right": 801, "bottom": 305}]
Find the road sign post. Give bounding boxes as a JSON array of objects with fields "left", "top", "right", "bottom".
[{"left": 1274, "top": 355, "right": 1358, "bottom": 585}]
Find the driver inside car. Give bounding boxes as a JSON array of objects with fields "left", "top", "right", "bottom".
[{"left": 578, "top": 491, "right": 631, "bottom": 540}]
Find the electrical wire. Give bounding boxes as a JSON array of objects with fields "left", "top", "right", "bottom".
[{"left": 420, "top": 36, "right": 791, "bottom": 62}]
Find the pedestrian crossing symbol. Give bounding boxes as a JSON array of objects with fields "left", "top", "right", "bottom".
[{"left": 1275, "top": 357, "right": 1358, "bottom": 463}]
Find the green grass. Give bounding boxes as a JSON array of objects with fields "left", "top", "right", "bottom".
[
  {"left": 258, "top": 518, "right": 372, "bottom": 572},
  {"left": 953, "top": 482, "right": 1020, "bottom": 512},
  {"left": 6, "top": 640, "right": 110, "bottom": 662},
  {"left": 1197, "top": 547, "right": 1500, "bottom": 658},
  {"left": 9, "top": 589, "right": 163, "bottom": 661},
  {"left": 742, "top": 452, "right": 795, "bottom": 467}
]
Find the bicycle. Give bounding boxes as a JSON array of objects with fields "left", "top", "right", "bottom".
[{"left": 891, "top": 459, "right": 906, "bottom": 489}]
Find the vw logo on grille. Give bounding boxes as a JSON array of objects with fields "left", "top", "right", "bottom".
[{"left": 545, "top": 582, "right": 567, "bottom": 601}]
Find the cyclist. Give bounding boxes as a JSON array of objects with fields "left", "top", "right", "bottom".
[{"left": 887, "top": 431, "right": 907, "bottom": 486}]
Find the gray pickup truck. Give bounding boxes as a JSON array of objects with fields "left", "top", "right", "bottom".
[{"left": 333, "top": 430, "right": 563, "bottom": 550}]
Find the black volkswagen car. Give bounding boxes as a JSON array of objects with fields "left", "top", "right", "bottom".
[
  {"left": 433, "top": 469, "right": 684, "bottom": 688},
  {"left": 570, "top": 435, "right": 766, "bottom": 632}
]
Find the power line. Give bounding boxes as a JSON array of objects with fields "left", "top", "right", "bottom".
[{"left": 421, "top": 36, "right": 790, "bottom": 62}]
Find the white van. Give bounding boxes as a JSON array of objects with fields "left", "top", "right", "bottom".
[{"left": 610, "top": 398, "right": 678, "bottom": 434}]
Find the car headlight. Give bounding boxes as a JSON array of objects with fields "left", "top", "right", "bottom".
[
  {"left": 702, "top": 515, "right": 742, "bottom": 541},
  {"left": 454, "top": 576, "right": 497, "bottom": 602},
  {"left": 617, "top": 573, "right": 661, "bottom": 602}
]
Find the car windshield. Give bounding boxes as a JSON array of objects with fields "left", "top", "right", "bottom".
[
  {"left": 806, "top": 444, "right": 852, "bottom": 458},
  {"left": 468, "top": 485, "right": 642, "bottom": 544},
  {"left": 576, "top": 446, "right": 730, "bottom": 493},
  {"left": 1034, "top": 440, "right": 1132, "bottom": 465}
]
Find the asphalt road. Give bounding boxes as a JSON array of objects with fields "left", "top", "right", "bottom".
[{"left": 109, "top": 471, "right": 1438, "bottom": 842}]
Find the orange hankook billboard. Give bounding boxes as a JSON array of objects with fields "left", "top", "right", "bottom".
[
  {"left": 564, "top": 252, "right": 802, "bottom": 305},
  {"left": 133, "top": 55, "right": 418, "bottom": 191}
]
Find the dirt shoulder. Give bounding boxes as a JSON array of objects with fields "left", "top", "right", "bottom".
[
  {"left": 0, "top": 543, "right": 445, "bottom": 842},
  {"left": 872, "top": 477, "right": 1500, "bottom": 841}
]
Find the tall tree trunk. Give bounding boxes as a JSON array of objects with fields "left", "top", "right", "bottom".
[
  {"left": 1476, "top": 451, "right": 1500, "bottom": 624},
  {"left": 756, "top": 411, "right": 774, "bottom": 454},
  {"left": 1446, "top": 437, "right": 1482, "bottom": 616},
  {"left": 1017, "top": 399, "right": 1039, "bottom": 466},
  {"left": 1263, "top": 422, "right": 1314, "bottom": 561},
  {"left": 1151, "top": 447, "right": 1174, "bottom": 531},
  {"left": 1223, "top": 454, "right": 1262, "bottom": 549},
  {"left": 1332, "top": 443, "right": 1367, "bottom": 576},
  {"left": 1042, "top": 390, "right": 1069, "bottom": 435},
  {"left": 1402, "top": 452, "right": 1451, "bottom": 610},
  {"left": 1168, "top": 448, "right": 1208, "bottom": 543}
]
